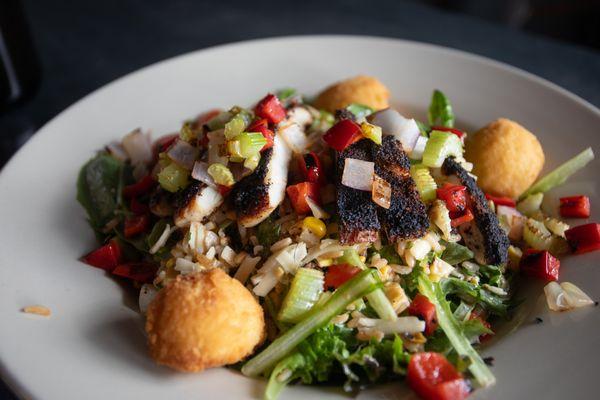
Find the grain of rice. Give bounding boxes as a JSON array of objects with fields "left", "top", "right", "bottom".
[
  {"left": 253, "top": 245, "right": 264, "bottom": 255},
  {"left": 205, "top": 246, "right": 216, "bottom": 260},
  {"left": 332, "top": 313, "right": 350, "bottom": 325},
  {"left": 357, "top": 329, "right": 384, "bottom": 342},
  {"left": 234, "top": 251, "right": 248, "bottom": 265},
  {"left": 220, "top": 246, "right": 236, "bottom": 266},
  {"left": 250, "top": 235, "right": 259, "bottom": 246},
  {"left": 270, "top": 237, "right": 293, "bottom": 252},
  {"left": 204, "top": 221, "right": 217, "bottom": 230},
  {"left": 22, "top": 305, "right": 51, "bottom": 317},
  {"left": 234, "top": 256, "right": 261, "bottom": 284}
]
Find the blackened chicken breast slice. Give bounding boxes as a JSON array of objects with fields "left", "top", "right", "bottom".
[
  {"left": 375, "top": 136, "right": 429, "bottom": 241},
  {"left": 174, "top": 182, "right": 224, "bottom": 227},
  {"left": 442, "top": 157, "right": 509, "bottom": 265},
  {"left": 336, "top": 139, "right": 380, "bottom": 244},
  {"left": 231, "top": 134, "right": 291, "bottom": 228}
]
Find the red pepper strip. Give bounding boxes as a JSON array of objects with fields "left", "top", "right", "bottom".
[
  {"left": 122, "top": 175, "right": 156, "bottom": 198},
  {"left": 112, "top": 262, "right": 158, "bottom": 283},
  {"left": 559, "top": 195, "right": 590, "bottom": 218},
  {"left": 485, "top": 194, "right": 516, "bottom": 207},
  {"left": 124, "top": 214, "right": 150, "bottom": 238},
  {"left": 564, "top": 223, "right": 600, "bottom": 254},
  {"left": 324, "top": 264, "right": 361, "bottom": 289},
  {"left": 298, "top": 152, "right": 323, "bottom": 184},
  {"left": 468, "top": 313, "right": 493, "bottom": 342},
  {"left": 248, "top": 118, "right": 274, "bottom": 151},
  {"left": 81, "top": 239, "right": 122, "bottom": 272},
  {"left": 520, "top": 249, "right": 560, "bottom": 281},
  {"left": 408, "top": 294, "right": 438, "bottom": 336},
  {"left": 450, "top": 209, "right": 474, "bottom": 227},
  {"left": 407, "top": 352, "right": 469, "bottom": 400},
  {"left": 436, "top": 183, "right": 467, "bottom": 216},
  {"left": 254, "top": 94, "right": 287, "bottom": 125},
  {"left": 130, "top": 197, "right": 149, "bottom": 215},
  {"left": 323, "top": 119, "right": 363, "bottom": 151},
  {"left": 431, "top": 125, "right": 466, "bottom": 140},
  {"left": 217, "top": 184, "right": 233, "bottom": 197},
  {"left": 286, "top": 182, "right": 320, "bottom": 215}
]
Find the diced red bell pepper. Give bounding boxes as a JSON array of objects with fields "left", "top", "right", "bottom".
[
  {"left": 407, "top": 352, "right": 470, "bottom": 400},
  {"left": 298, "top": 152, "right": 324, "bottom": 184},
  {"left": 436, "top": 184, "right": 467, "bottom": 216},
  {"left": 286, "top": 182, "right": 320, "bottom": 215},
  {"left": 408, "top": 294, "right": 438, "bottom": 336},
  {"left": 254, "top": 94, "right": 287, "bottom": 125},
  {"left": 451, "top": 209, "right": 474, "bottom": 228},
  {"left": 431, "top": 126, "right": 466, "bottom": 140},
  {"left": 82, "top": 239, "right": 122, "bottom": 272},
  {"left": 130, "top": 197, "right": 149, "bottom": 215},
  {"left": 485, "top": 194, "right": 516, "bottom": 208},
  {"left": 323, "top": 119, "right": 363, "bottom": 151},
  {"left": 564, "top": 223, "right": 600, "bottom": 254},
  {"left": 124, "top": 214, "right": 150, "bottom": 238},
  {"left": 217, "top": 184, "right": 233, "bottom": 197},
  {"left": 248, "top": 118, "right": 274, "bottom": 151},
  {"left": 324, "top": 264, "right": 361, "bottom": 289},
  {"left": 469, "top": 313, "right": 493, "bottom": 342},
  {"left": 154, "top": 133, "right": 179, "bottom": 153},
  {"left": 520, "top": 249, "right": 560, "bottom": 281},
  {"left": 122, "top": 175, "right": 156, "bottom": 198},
  {"left": 559, "top": 195, "right": 590, "bottom": 218},
  {"left": 112, "top": 262, "right": 158, "bottom": 283}
]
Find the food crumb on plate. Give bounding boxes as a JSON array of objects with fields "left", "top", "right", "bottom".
[{"left": 22, "top": 305, "right": 51, "bottom": 317}]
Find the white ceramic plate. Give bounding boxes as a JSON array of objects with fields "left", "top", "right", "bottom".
[{"left": 0, "top": 35, "right": 598, "bottom": 400}]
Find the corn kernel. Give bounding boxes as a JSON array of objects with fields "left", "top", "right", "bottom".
[
  {"left": 317, "top": 258, "right": 333, "bottom": 267},
  {"left": 303, "top": 217, "right": 327, "bottom": 238}
]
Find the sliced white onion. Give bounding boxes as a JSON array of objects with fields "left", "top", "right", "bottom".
[
  {"left": 233, "top": 256, "right": 261, "bottom": 284},
  {"left": 342, "top": 158, "right": 374, "bottom": 191},
  {"left": 409, "top": 136, "right": 428, "bottom": 160},
  {"left": 370, "top": 108, "right": 420, "bottom": 151},
  {"left": 191, "top": 161, "right": 216, "bottom": 187},
  {"left": 357, "top": 316, "right": 425, "bottom": 334},
  {"left": 275, "top": 243, "right": 307, "bottom": 274},
  {"left": 561, "top": 282, "right": 595, "bottom": 308},
  {"left": 122, "top": 128, "right": 153, "bottom": 165},
  {"left": 279, "top": 122, "right": 309, "bottom": 154},
  {"left": 167, "top": 140, "right": 199, "bottom": 169},
  {"left": 207, "top": 129, "right": 228, "bottom": 165},
  {"left": 149, "top": 224, "right": 176, "bottom": 254},
  {"left": 138, "top": 284, "right": 158, "bottom": 314},
  {"left": 106, "top": 141, "right": 129, "bottom": 161},
  {"left": 497, "top": 205, "right": 525, "bottom": 241},
  {"left": 306, "top": 196, "right": 331, "bottom": 219}
]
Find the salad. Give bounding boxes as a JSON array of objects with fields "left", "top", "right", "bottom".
[{"left": 77, "top": 76, "right": 598, "bottom": 400}]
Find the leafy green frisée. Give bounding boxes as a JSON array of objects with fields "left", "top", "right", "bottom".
[
  {"left": 418, "top": 274, "right": 496, "bottom": 388},
  {"left": 242, "top": 269, "right": 381, "bottom": 378}
]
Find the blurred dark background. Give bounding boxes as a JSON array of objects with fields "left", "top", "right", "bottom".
[{"left": 0, "top": 0, "right": 599, "bottom": 398}]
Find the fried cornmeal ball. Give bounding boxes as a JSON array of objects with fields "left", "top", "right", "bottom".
[
  {"left": 146, "top": 269, "right": 265, "bottom": 372},
  {"left": 465, "top": 118, "right": 545, "bottom": 199},
  {"left": 314, "top": 75, "right": 390, "bottom": 112}
]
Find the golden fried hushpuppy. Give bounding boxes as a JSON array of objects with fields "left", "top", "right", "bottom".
[
  {"left": 465, "top": 118, "right": 545, "bottom": 199},
  {"left": 146, "top": 269, "right": 265, "bottom": 372},
  {"left": 314, "top": 75, "right": 390, "bottom": 112}
]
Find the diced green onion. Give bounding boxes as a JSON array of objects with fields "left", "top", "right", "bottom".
[
  {"left": 360, "top": 122, "right": 382, "bottom": 145},
  {"left": 516, "top": 193, "right": 543, "bottom": 216},
  {"left": 278, "top": 268, "right": 325, "bottom": 324},
  {"left": 157, "top": 162, "right": 190, "bottom": 192},
  {"left": 410, "top": 164, "right": 437, "bottom": 202},
  {"left": 428, "top": 90, "right": 455, "bottom": 128},
  {"left": 418, "top": 274, "right": 496, "bottom": 388},
  {"left": 224, "top": 109, "right": 252, "bottom": 140},
  {"left": 205, "top": 111, "right": 233, "bottom": 131},
  {"left": 422, "top": 130, "right": 463, "bottom": 168},
  {"left": 519, "top": 147, "right": 594, "bottom": 200},
  {"left": 241, "top": 269, "right": 380, "bottom": 377},
  {"left": 337, "top": 249, "right": 397, "bottom": 320},
  {"left": 523, "top": 218, "right": 553, "bottom": 251},
  {"left": 207, "top": 163, "right": 235, "bottom": 187}
]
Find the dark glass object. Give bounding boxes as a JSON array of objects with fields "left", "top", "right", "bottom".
[{"left": 0, "top": 0, "right": 40, "bottom": 108}]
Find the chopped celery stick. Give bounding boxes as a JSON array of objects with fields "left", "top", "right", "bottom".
[
  {"left": 238, "top": 132, "right": 267, "bottom": 157},
  {"left": 224, "top": 109, "right": 252, "bottom": 140},
  {"left": 244, "top": 153, "right": 260, "bottom": 170},
  {"left": 241, "top": 269, "right": 380, "bottom": 377},
  {"left": 418, "top": 274, "right": 496, "bottom": 388},
  {"left": 157, "top": 162, "right": 189, "bottom": 192},
  {"left": 346, "top": 103, "right": 373, "bottom": 120},
  {"left": 337, "top": 249, "right": 397, "bottom": 320},
  {"left": 410, "top": 164, "right": 437, "bottom": 202},
  {"left": 205, "top": 111, "right": 233, "bottom": 131},
  {"left": 207, "top": 163, "right": 234, "bottom": 186},
  {"left": 278, "top": 268, "right": 325, "bottom": 324},
  {"left": 519, "top": 147, "right": 594, "bottom": 200},
  {"left": 422, "top": 130, "right": 463, "bottom": 168},
  {"left": 360, "top": 122, "right": 382, "bottom": 145},
  {"left": 523, "top": 218, "right": 552, "bottom": 250},
  {"left": 516, "top": 193, "right": 543, "bottom": 216},
  {"left": 179, "top": 121, "right": 195, "bottom": 142}
]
